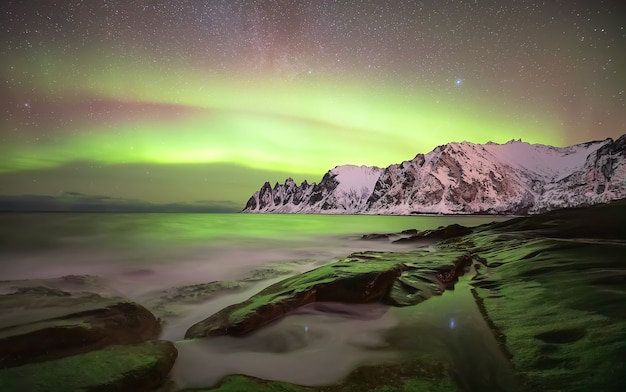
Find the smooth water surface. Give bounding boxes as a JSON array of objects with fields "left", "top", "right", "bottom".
[
  {"left": 390, "top": 267, "right": 522, "bottom": 392},
  {"left": 0, "top": 213, "right": 504, "bottom": 295}
]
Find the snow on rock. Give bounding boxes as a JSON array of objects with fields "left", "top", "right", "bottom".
[
  {"left": 331, "top": 165, "right": 382, "bottom": 196},
  {"left": 242, "top": 136, "right": 626, "bottom": 215},
  {"left": 482, "top": 139, "right": 605, "bottom": 182}
]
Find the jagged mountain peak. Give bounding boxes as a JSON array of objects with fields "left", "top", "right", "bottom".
[{"left": 243, "top": 135, "right": 626, "bottom": 215}]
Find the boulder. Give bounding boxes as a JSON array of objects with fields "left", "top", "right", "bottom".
[
  {"left": 185, "top": 249, "right": 474, "bottom": 339},
  {"left": 393, "top": 223, "right": 473, "bottom": 243},
  {"left": 386, "top": 251, "right": 473, "bottom": 306},
  {"left": 360, "top": 233, "right": 392, "bottom": 241},
  {"left": 0, "top": 340, "right": 177, "bottom": 392},
  {"left": 185, "top": 252, "right": 405, "bottom": 338},
  {"left": 0, "top": 287, "right": 161, "bottom": 368}
]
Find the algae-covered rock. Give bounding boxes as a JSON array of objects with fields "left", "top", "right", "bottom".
[
  {"left": 181, "top": 359, "right": 456, "bottom": 392},
  {"left": 385, "top": 251, "right": 472, "bottom": 306},
  {"left": 0, "top": 287, "right": 161, "bottom": 368},
  {"left": 185, "top": 252, "right": 405, "bottom": 338},
  {"left": 476, "top": 198, "right": 626, "bottom": 240},
  {"left": 185, "top": 249, "right": 474, "bottom": 339},
  {"left": 185, "top": 201, "right": 625, "bottom": 391},
  {"left": 360, "top": 233, "right": 394, "bottom": 241},
  {"left": 0, "top": 340, "right": 177, "bottom": 392},
  {"left": 464, "top": 200, "right": 626, "bottom": 391},
  {"left": 393, "top": 224, "right": 473, "bottom": 244},
  {"left": 360, "top": 224, "right": 473, "bottom": 244}
]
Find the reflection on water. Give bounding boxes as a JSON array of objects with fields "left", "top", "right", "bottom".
[
  {"left": 168, "top": 269, "right": 522, "bottom": 391},
  {"left": 172, "top": 302, "right": 398, "bottom": 389},
  {"left": 390, "top": 268, "right": 521, "bottom": 392}
]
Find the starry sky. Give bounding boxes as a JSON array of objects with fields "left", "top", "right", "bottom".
[{"left": 1, "top": 0, "right": 625, "bottom": 209}]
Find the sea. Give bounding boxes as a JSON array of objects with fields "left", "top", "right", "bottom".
[
  {"left": 0, "top": 213, "right": 518, "bottom": 390},
  {"left": 0, "top": 213, "right": 505, "bottom": 287}
]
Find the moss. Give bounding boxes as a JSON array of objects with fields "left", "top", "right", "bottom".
[
  {"left": 183, "top": 359, "right": 456, "bottom": 392},
  {"left": 471, "top": 236, "right": 626, "bottom": 391},
  {"left": 186, "top": 248, "right": 477, "bottom": 338},
  {"left": 0, "top": 340, "right": 176, "bottom": 392},
  {"left": 191, "top": 202, "right": 626, "bottom": 391},
  {"left": 202, "top": 375, "right": 311, "bottom": 392},
  {"left": 374, "top": 378, "right": 456, "bottom": 392}
]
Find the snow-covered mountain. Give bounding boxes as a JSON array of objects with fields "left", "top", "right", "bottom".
[{"left": 243, "top": 135, "right": 626, "bottom": 215}]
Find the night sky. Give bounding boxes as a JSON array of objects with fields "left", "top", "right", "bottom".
[{"left": 1, "top": 1, "right": 625, "bottom": 208}]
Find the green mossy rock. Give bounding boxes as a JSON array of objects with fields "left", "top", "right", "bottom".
[
  {"left": 0, "top": 340, "right": 178, "bottom": 392},
  {"left": 0, "top": 288, "right": 161, "bottom": 368},
  {"left": 184, "top": 252, "right": 405, "bottom": 338},
  {"left": 181, "top": 359, "right": 456, "bottom": 392},
  {"left": 393, "top": 224, "right": 473, "bottom": 244},
  {"left": 465, "top": 200, "right": 626, "bottom": 391},
  {"left": 184, "top": 249, "right": 473, "bottom": 339}
]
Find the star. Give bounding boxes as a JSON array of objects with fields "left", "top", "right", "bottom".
[{"left": 0, "top": 0, "right": 623, "bottom": 205}]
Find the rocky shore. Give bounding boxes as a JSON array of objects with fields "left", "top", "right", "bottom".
[
  {"left": 0, "top": 277, "right": 177, "bottom": 391},
  {"left": 1, "top": 200, "right": 624, "bottom": 391}
]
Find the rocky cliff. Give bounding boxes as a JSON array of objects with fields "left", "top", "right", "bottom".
[{"left": 243, "top": 135, "right": 626, "bottom": 214}]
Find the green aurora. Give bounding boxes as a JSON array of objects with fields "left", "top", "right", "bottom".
[
  {"left": 1, "top": 52, "right": 567, "bottom": 205},
  {"left": 2, "top": 1, "right": 623, "bottom": 207},
  {"left": 3, "top": 52, "right": 565, "bottom": 172}
]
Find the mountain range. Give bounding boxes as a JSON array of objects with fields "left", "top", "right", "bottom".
[{"left": 243, "top": 135, "right": 626, "bottom": 215}]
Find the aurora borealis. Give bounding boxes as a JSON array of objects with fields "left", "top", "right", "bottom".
[{"left": 1, "top": 1, "right": 625, "bottom": 208}]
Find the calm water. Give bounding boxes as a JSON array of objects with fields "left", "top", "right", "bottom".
[
  {"left": 0, "top": 213, "right": 504, "bottom": 287},
  {"left": 0, "top": 213, "right": 511, "bottom": 390}
]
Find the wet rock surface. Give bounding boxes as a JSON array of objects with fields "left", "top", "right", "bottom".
[
  {"left": 184, "top": 253, "right": 405, "bottom": 338},
  {"left": 3, "top": 200, "right": 625, "bottom": 392},
  {"left": 0, "top": 286, "right": 161, "bottom": 369},
  {"left": 0, "top": 276, "right": 176, "bottom": 391},
  {"left": 385, "top": 251, "right": 473, "bottom": 306},
  {"left": 463, "top": 199, "right": 626, "bottom": 391},
  {"left": 0, "top": 340, "right": 177, "bottom": 392},
  {"left": 393, "top": 223, "right": 473, "bottom": 243},
  {"left": 185, "top": 249, "right": 473, "bottom": 339},
  {"left": 184, "top": 199, "right": 626, "bottom": 391},
  {"left": 182, "top": 360, "right": 456, "bottom": 392},
  {"left": 360, "top": 224, "right": 473, "bottom": 244}
]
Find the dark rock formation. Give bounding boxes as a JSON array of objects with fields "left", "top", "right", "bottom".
[
  {"left": 464, "top": 199, "right": 626, "bottom": 391},
  {"left": 181, "top": 200, "right": 626, "bottom": 392},
  {"left": 0, "top": 289, "right": 161, "bottom": 369},
  {"left": 185, "top": 253, "right": 404, "bottom": 338},
  {"left": 392, "top": 224, "right": 473, "bottom": 243},
  {"left": 0, "top": 340, "right": 177, "bottom": 392},
  {"left": 0, "top": 276, "right": 178, "bottom": 391},
  {"left": 185, "top": 248, "right": 474, "bottom": 339},
  {"left": 182, "top": 359, "right": 453, "bottom": 392},
  {"left": 360, "top": 233, "right": 392, "bottom": 240},
  {"left": 386, "top": 251, "right": 473, "bottom": 306}
]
